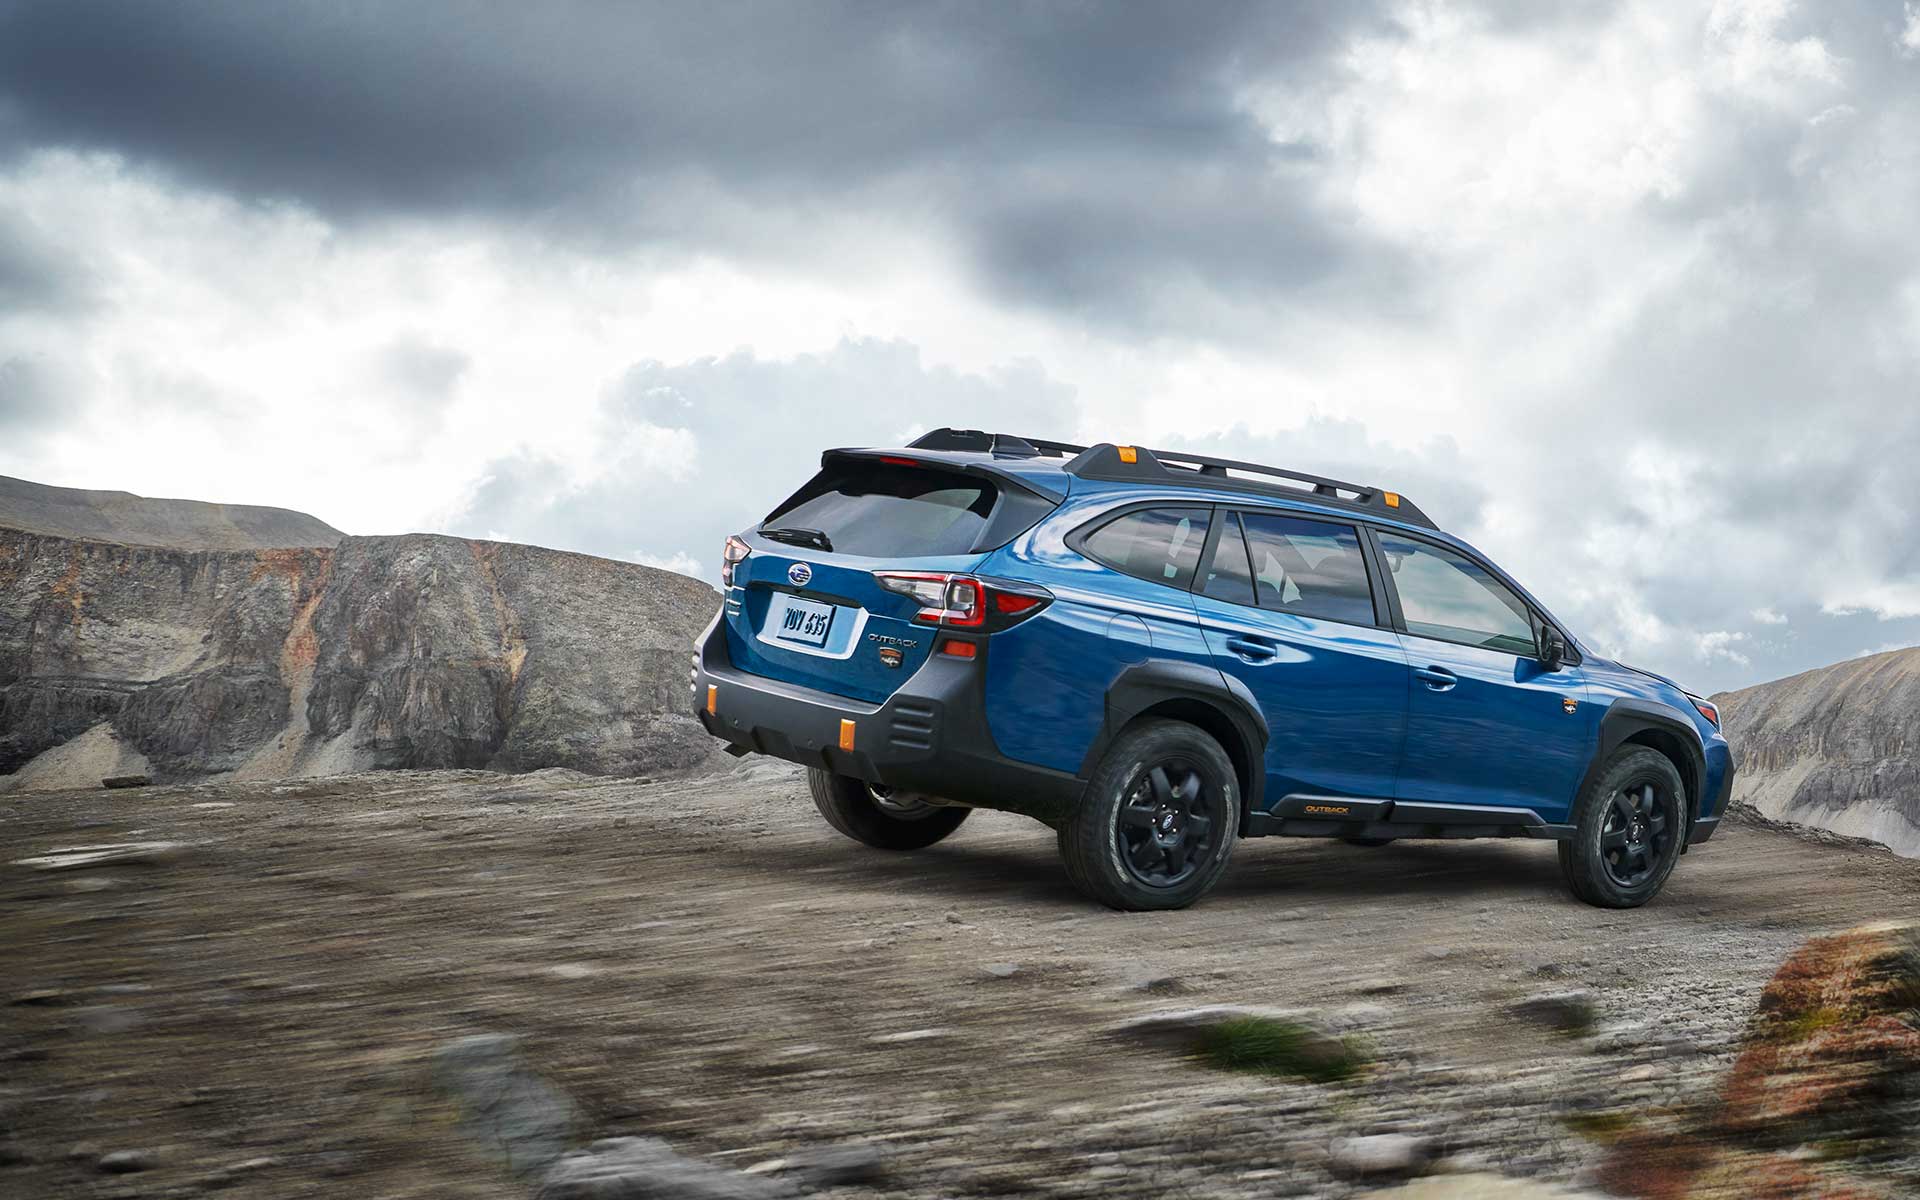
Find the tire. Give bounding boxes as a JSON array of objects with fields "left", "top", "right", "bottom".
[
  {"left": 1558, "top": 746, "right": 1686, "bottom": 909},
  {"left": 1058, "top": 719, "right": 1238, "bottom": 911},
  {"left": 1341, "top": 837, "right": 1394, "bottom": 848},
  {"left": 808, "top": 770, "right": 969, "bottom": 851}
]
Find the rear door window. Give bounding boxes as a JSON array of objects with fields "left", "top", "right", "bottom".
[
  {"left": 1080, "top": 507, "right": 1212, "bottom": 589},
  {"left": 1239, "top": 511, "right": 1377, "bottom": 626},
  {"left": 1375, "top": 532, "right": 1536, "bottom": 654},
  {"left": 764, "top": 462, "right": 996, "bottom": 557}
]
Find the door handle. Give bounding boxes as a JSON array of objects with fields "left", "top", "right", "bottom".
[
  {"left": 1225, "top": 634, "right": 1278, "bottom": 662},
  {"left": 1414, "top": 665, "right": 1458, "bottom": 691}
]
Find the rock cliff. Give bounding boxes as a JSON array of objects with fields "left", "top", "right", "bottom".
[
  {"left": 0, "top": 526, "right": 720, "bottom": 788},
  {"left": 1714, "top": 646, "right": 1920, "bottom": 858},
  {"left": 0, "top": 474, "right": 343, "bottom": 549}
]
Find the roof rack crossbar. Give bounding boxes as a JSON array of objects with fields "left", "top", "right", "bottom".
[
  {"left": 1145, "top": 447, "right": 1377, "bottom": 501},
  {"left": 1061, "top": 442, "right": 1436, "bottom": 529},
  {"left": 896, "top": 429, "right": 1435, "bottom": 527}
]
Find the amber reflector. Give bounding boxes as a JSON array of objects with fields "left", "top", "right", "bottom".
[
  {"left": 838, "top": 719, "right": 856, "bottom": 751},
  {"left": 706, "top": 684, "right": 717, "bottom": 714}
]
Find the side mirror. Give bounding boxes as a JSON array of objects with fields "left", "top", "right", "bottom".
[{"left": 1537, "top": 626, "right": 1568, "bottom": 671}]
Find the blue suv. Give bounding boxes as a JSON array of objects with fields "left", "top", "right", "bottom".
[{"left": 693, "top": 429, "right": 1734, "bottom": 911}]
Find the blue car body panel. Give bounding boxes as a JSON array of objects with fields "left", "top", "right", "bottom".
[
  {"left": 1192, "top": 589, "right": 1410, "bottom": 805},
  {"left": 1392, "top": 635, "right": 1594, "bottom": 819}
]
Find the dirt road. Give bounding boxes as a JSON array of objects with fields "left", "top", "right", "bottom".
[{"left": 5, "top": 764, "right": 1918, "bottom": 1198}]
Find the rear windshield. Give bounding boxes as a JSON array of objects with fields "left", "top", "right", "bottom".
[{"left": 764, "top": 462, "right": 997, "bottom": 557}]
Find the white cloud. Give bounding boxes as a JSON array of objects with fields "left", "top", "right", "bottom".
[
  {"left": 631, "top": 550, "right": 704, "bottom": 580},
  {"left": 1752, "top": 607, "right": 1788, "bottom": 625},
  {"left": 1695, "top": 630, "right": 1752, "bottom": 666}
]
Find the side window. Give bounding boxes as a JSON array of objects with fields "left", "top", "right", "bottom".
[
  {"left": 1376, "top": 533, "right": 1535, "bottom": 655},
  {"left": 1081, "top": 507, "right": 1211, "bottom": 589},
  {"left": 1239, "top": 512, "right": 1377, "bottom": 626},
  {"left": 1200, "top": 512, "right": 1257, "bottom": 606}
]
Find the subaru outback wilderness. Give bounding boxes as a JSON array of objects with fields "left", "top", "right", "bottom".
[{"left": 692, "top": 429, "right": 1734, "bottom": 911}]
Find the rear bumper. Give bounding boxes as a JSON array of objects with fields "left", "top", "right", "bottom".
[{"left": 692, "top": 610, "right": 1083, "bottom": 823}]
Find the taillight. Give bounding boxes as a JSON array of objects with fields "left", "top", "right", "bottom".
[
  {"left": 873, "top": 573, "right": 1051, "bottom": 632},
  {"left": 721, "top": 535, "right": 750, "bottom": 588},
  {"left": 1687, "top": 694, "right": 1720, "bottom": 728}
]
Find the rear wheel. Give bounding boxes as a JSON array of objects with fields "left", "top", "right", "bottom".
[
  {"left": 1558, "top": 746, "right": 1685, "bottom": 908},
  {"left": 808, "top": 770, "right": 969, "bottom": 850},
  {"left": 1059, "top": 720, "right": 1238, "bottom": 911}
]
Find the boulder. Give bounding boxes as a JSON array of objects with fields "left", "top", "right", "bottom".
[
  {"left": 1328, "top": 1133, "right": 1434, "bottom": 1179},
  {"left": 1715, "top": 921, "right": 1920, "bottom": 1143},
  {"left": 538, "top": 1137, "right": 793, "bottom": 1200},
  {"left": 1506, "top": 991, "right": 1597, "bottom": 1035},
  {"left": 432, "top": 1034, "right": 575, "bottom": 1176},
  {"left": 1595, "top": 921, "right": 1920, "bottom": 1199}
]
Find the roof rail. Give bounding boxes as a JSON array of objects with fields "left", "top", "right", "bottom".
[
  {"left": 901, "top": 429, "right": 1435, "bottom": 528},
  {"left": 1063, "top": 442, "right": 1437, "bottom": 529}
]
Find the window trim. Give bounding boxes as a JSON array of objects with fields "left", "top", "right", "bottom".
[
  {"left": 1191, "top": 505, "right": 1390, "bottom": 632},
  {"left": 1065, "top": 501, "right": 1216, "bottom": 592},
  {"left": 1361, "top": 525, "right": 1581, "bottom": 665}
]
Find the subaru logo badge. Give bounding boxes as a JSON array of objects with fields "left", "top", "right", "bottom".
[{"left": 787, "top": 562, "right": 813, "bottom": 587}]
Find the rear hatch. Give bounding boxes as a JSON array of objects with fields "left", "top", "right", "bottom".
[{"left": 723, "top": 453, "right": 1059, "bottom": 704}]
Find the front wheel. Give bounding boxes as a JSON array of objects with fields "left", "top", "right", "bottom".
[
  {"left": 808, "top": 770, "right": 969, "bottom": 850},
  {"left": 1558, "top": 746, "right": 1685, "bottom": 908},
  {"left": 1058, "top": 719, "right": 1238, "bottom": 911}
]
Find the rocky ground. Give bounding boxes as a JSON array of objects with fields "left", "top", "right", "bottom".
[{"left": 4, "top": 765, "right": 1918, "bottom": 1199}]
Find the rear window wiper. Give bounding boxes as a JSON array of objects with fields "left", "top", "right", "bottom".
[{"left": 758, "top": 526, "right": 834, "bottom": 552}]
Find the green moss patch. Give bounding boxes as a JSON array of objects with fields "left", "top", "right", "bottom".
[{"left": 1193, "top": 1016, "right": 1368, "bottom": 1084}]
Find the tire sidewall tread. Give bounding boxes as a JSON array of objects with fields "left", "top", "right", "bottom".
[
  {"left": 1560, "top": 746, "right": 1685, "bottom": 909},
  {"left": 808, "top": 769, "right": 969, "bottom": 851},
  {"left": 1059, "top": 719, "right": 1238, "bottom": 911}
]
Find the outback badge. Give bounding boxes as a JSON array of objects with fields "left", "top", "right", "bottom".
[
  {"left": 877, "top": 646, "right": 903, "bottom": 669},
  {"left": 1562, "top": 696, "right": 1579, "bottom": 715}
]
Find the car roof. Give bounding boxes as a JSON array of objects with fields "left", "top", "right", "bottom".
[{"left": 832, "top": 428, "right": 1440, "bottom": 532}]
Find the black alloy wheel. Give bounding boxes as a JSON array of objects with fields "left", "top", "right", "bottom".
[
  {"left": 1600, "top": 780, "right": 1672, "bottom": 889},
  {"left": 1558, "top": 745, "right": 1686, "bottom": 909},
  {"left": 1057, "top": 719, "right": 1239, "bottom": 911},
  {"left": 1116, "top": 759, "right": 1219, "bottom": 888}
]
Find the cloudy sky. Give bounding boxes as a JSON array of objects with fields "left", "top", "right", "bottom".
[{"left": 3, "top": 0, "right": 1919, "bottom": 694}]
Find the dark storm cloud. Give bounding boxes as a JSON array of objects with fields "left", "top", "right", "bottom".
[
  {"left": 452, "top": 337, "right": 1077, "bottom": 570},
  {"left": 0, "top": 357, "right": 67, "bottom": 436},
  {"left": 0, "top": 213, "right": 91, "bottom": 314},
  {"left": 0, "top": 0, "right": 1401, "bottom": 332}
]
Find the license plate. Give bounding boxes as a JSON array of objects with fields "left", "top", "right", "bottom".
[{"left": 771, "top": 594, "right": 835, "bottom": 648}]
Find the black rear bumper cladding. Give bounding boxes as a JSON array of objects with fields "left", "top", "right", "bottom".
[{"left": 693, "top": 613, "right": 1085, "bottom": 825}]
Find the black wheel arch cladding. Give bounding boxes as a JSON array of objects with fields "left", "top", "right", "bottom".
[
  {"left": 1083, "top": 657, "right": 1269, "bottom": 830},
  {"left": 1577, "top": 698, "right": 1708, "bottom": 835}
]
